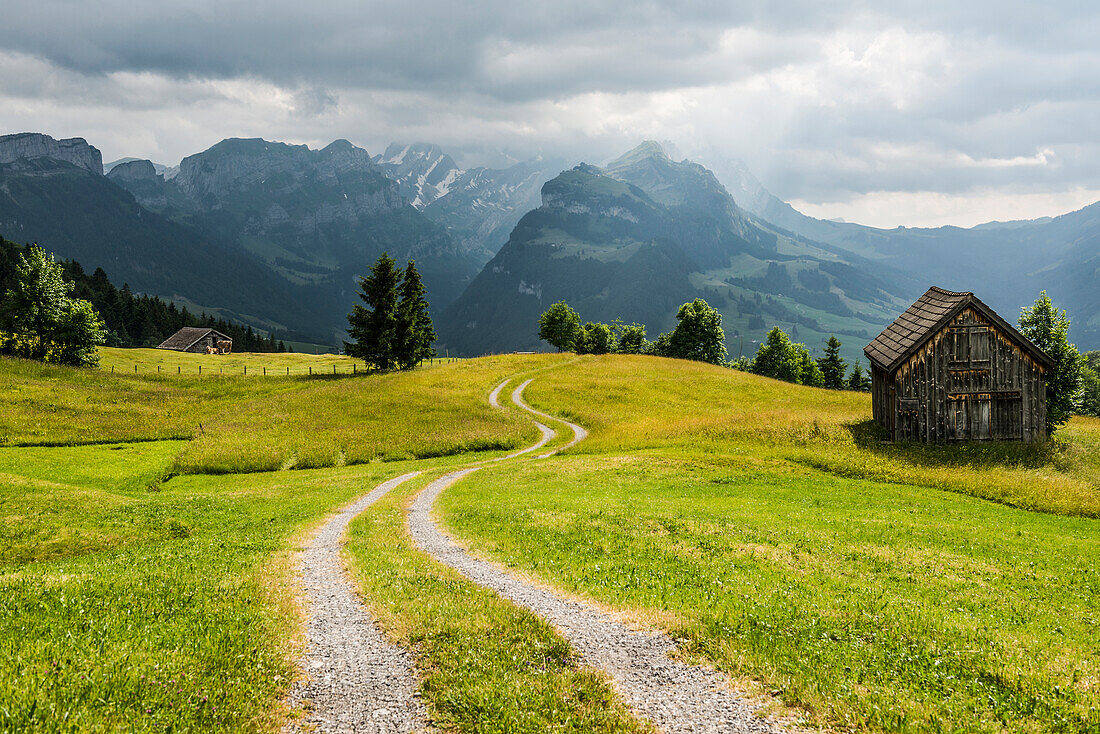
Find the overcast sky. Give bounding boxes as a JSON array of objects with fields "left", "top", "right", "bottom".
[{"left": 2, "top": 1, "right": 1098, "bottom": 228}]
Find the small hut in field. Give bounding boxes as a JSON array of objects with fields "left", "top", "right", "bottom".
[
  {"left": 864, "top": 287, "right": 1052, "bottom": 442},
  {"left": 157, "top": 327, "right": 233, "bottom": 354}
]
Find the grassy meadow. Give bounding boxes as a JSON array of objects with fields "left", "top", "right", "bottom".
[
  {"left": 96, "top": 346, "right": 463, "bottom": 377},
  {"left": 5, "top": 348, "right": 1100, "bottom": 733},
  {"left": 439, "top": 354, "right": 1100, "bottom": 732}
]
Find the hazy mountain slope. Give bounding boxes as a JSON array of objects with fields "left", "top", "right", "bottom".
[
  {"left": 422, "top": 160, "right": 563, "bottom": 265},
  {"left": 0, "top": 156, "right": 319, "bottom": 335},
  {"left": 440, "top": 145, "right": 909, "bottom": 360},
  {"left": 107, "top": 137, "right": 480, "bottom": 328},
  {"left": 709, "top": 157, "right": 1100, "bottom": 348}
]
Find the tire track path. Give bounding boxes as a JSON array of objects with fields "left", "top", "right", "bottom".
[
  {"left": 407, "top": 380, "right": 779, "bottom": 733},
  {"left": 283, "top": 472, "right": 426, "bottom": 734}
]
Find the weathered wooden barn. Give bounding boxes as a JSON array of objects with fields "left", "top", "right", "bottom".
[
  {"left": 864, "top": 287, "right": 1053, "bottom": 442},
  {"left": 157, "top": 327, "right": 233, "bottom": 354}
]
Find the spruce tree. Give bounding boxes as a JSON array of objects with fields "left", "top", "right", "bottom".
[
  {"left": 345, "top": 253, "right": 402, "bottom": 370},
  {"left": 847, "top": 362, "right": 871, "bottom": 391},
  {"left": 395, "top": 260, "right": 436, "bottom": 370},
  {"left": 817, "top": 336, "right": 847, "bottom": 390}
]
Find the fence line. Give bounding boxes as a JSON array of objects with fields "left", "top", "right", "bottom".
[{"left": 106, "top": 356, "right": 464, "bottom": 377}]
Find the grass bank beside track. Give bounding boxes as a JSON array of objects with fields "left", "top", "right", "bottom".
[
  {"left": 342, "top": 469, "right": 647, "bottom": 733},
  {"left": 0, "top": 354, "right": 550, "bottom": 472},
  {"left": 438, "top": 354, "right": 1100, "bottom": 732},
  {"left": 1, "top": 352, "right": 635, "bottom": 733},
  {"left": 0, "top": 443, "right": 431, "bottom": 732}
]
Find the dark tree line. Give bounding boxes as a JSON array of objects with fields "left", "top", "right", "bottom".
[{"left": 0, "top": 237, "right": 289, "bottom": 353}]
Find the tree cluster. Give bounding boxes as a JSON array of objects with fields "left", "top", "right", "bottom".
[
  {"left": 747, "top": 328, "right": 869, "bottom": 390},
  {"left": 0, "top": 237, "right": 291, "bottom": 353},
  {"left": 0, "top": 245, "right": 105, "bottom": 366},
  {"left": 538, "top": 298, "right": 727, "bottom": 364},
  {"left": 345, "top": 254, "right": 436, "bottom": 370}
]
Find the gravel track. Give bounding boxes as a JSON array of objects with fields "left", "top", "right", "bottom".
[
  {"left": 509, "top": 378, "right": 588, "bottom": 456},
  {"left": 407, "top": 381, "right": 779, "bottom": 733},
  {"left": 284, "top": 472, "right": 428, "bottom": 734}
]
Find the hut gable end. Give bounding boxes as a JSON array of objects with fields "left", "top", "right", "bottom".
[
  {"left": 157, "top": 327, "right": 233, "bottom": 354},
  {"left": 865, "top": 287, "right": 1051, "bottom": 443}
]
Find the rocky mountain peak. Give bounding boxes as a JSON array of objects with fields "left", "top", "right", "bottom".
[
  {"left": 106, "top": 159, "right": 161, "bottom": 184},
  {"left": 0, "top": 132, "right": 103, "bottom": 175},
  {"left": 375, "top": 142, "right": 462, "bottom": 208}
]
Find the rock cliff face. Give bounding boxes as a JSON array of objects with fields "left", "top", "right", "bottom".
[
  {"left": 376, "top": 142, "right": 563, "bottom": 264},
  {"left": 106, "top": 159, "right": 167, "bottom": 209},
  {"left": 105, "top": 137, "right": 480, "bottom": 317},
  {"left": 0, "top": 133, "right": 103, "bottom": 175}
]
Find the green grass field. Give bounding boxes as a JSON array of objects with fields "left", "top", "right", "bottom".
[
  {"left": 4, "top": 350, "right": 1100, "bottom": 733},
  {"left": 97, "top": 346, "right": 463, "bottom": 376},
  {"left": 440, "top": 355, "right": 1100, "bottom": 731}
]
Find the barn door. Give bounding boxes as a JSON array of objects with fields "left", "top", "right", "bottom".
[
  {"left": 949, "top": 397, "right": 968, "bottom": 440},
  {"left": 949, "top": 394, "right": 992, "bottom": 440},
  {"left": 992, "top": 394, "right": 1023, "bottom": 440},
  {"left": 973, "top": 396, "right": 991, "bottom": 440}
]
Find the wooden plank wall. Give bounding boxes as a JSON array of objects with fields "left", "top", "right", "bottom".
[{"left": 884, "top": 307, "right": 1046, "bottom": 442}]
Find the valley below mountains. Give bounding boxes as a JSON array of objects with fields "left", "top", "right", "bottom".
[{"left": 1, "top": 132, "right": 1096, "bottom": 356}]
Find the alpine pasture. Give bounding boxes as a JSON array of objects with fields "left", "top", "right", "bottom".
[{"left": 3, "top": 352, "right": 1099, "bottom": 733}]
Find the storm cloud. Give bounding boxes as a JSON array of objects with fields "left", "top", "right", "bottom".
[{"left": 1, "top": 1, "right": 1098, "bottom": 227}]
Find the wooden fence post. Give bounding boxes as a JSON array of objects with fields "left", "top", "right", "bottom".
[
  {"left": 263, "top": 367, "right": 266, "bottom": 376},
  {"left": 199, "top": 365, "right": 202, "bottom": 376},
  {"left": 177, "top": 366, "right": 180, "bottom": 374},
  {"left": 333, "top": 364, "right": 336, "bottom": 375},
  {"left": 287, "top": 366, "right": 290, "bottom": 376},
  {"left": 309, "top": 366, "right": 312, "bottom": 376},
  {"left": 353, "top": 364, "right": 356, "bottom": 374},
  {"left": 244, "top": 366, "right": 247, "bottom": 375}
]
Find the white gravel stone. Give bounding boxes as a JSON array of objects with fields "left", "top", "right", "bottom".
[{"left": 283, "top": 472, "right": 428, "bottom": 734}]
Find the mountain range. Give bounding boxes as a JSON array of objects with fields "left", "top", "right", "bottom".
[
  {"left": 0, "top": 131, "right": 1096, "bottom": 357},
  {"left": 374, "top": 143, "right": 563, "bottom": 265},
  {"left": 438, "top": 142, "right": 911, "bottom": 361}
]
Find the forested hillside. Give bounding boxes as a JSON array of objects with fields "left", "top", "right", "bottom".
[{"left": 0, "top": 237, "right": 288, "bottom": 352}]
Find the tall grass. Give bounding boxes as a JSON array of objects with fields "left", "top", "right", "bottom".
[{"left": 523, "top": 354, "right": 1100, "bottom": 518}]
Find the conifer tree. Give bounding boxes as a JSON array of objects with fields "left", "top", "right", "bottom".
[
  {"left": 817, "top": 335, "right": 847, "bottom": 390},
  {"left": 345, "top": 253, "right": 402, "bottom": 370},
  {"left": 847, "top": 362, "right": 871, "bottom": 391},
  {"left": 395, "top": 259, "right": 436, "bottom": 370}
]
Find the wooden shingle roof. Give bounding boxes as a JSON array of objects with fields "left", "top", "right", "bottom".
[
  {"left": 157, "top": 327, "right": 232, "bottom": 351},
  {"left": 865, "top": 286, "right": 1054, "bottom": 372}
]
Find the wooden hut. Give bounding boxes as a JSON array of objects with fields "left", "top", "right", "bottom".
[
  {"left": 864, "top": 286, "right": 1052, "bottom": 442},
  {"left": 157, "top": 327, "right": 233, "bottom": 354}
]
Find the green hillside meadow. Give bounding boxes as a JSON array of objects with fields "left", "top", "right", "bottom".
[{"left": 2, "top": 351, "right": 1099, "bottom": 732}]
